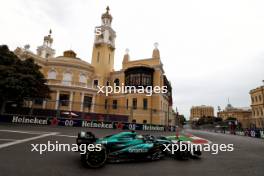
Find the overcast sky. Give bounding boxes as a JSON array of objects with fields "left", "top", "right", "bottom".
[{"left": 1, "top": 0, "right": 264, "bottom": 119}]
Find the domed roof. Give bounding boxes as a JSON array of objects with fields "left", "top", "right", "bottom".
[
  {"left": 49, "top": 53, "right": 94, "bottom": 71},
  {"left": 225, "top": 103, "right": 235, "bottom": 111},
  {"left": 63, "top": 50, "right": 77, "bottom": 59},
  {"left": 101, "top": 6, "right": 112, "bottom": 22}
]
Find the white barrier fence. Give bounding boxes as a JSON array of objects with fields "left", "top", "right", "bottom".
[{"left": 208, "top": 129, "right": 264, "bottom": 139}]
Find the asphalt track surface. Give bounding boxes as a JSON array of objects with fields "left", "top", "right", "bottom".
[{"left": 0, "top": 123, "right": 263, "bottom": 176}]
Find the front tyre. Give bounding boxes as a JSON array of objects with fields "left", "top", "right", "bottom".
[
  {"left": 81, "top": 147, "right": 107, "bottom": 168},
  {"left": 151, "top": 149, "right": 163, "bottom": 161},
  {"left": 175, "top": 150, "right": 189, "bottom": 160},
  {"left": 173, "top": 142, "right": 190, "bottom": 160},
  {"left": 150, "top": 145, "right": 164, "bottom": 161},
  {"left": 190, "top": 149, "right": 202, "bottom": 159}
]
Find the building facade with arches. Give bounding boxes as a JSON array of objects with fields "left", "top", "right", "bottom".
[
  {"left": 14, "top": 7, "right": 173, "bottom": 125},
  {"left": 250, "top": 84, "right": 264, "bottom": 128}
]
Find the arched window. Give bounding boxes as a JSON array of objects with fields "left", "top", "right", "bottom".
[
  {"left": 114, "top": 78, "right": 120, "bottom": 86},
  {"left": 48, "top": 70, "right": 57, "bottom": 79},
  {"left": 93, "top": 80, "right": 98, "bottom": 88},
  {"left": 45, "top": 53, "right": 50, "bottom": 59},
  {"left": 63, "top": 72, "right": 72, "bottom": 86},
  {"left": 79, "top": 73, "right": 87, "bottom": 84}
]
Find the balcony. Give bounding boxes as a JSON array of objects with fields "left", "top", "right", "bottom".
[{"left": 46, "top": 79, "right": 97, "bottom": 89}]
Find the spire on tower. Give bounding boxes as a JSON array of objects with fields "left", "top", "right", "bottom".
[
  {"left": 94, "top": 6, "right": 116, "bottom": 48},
  {"left": 101, "top": 6, "right": 113, "bottom": 25},
  {"left": 125, "top": 48, "right": 129, "bottom": 54},
  {"left": 152, "top": 42, "right": 160, "bottom": 58},
  {"left": 154, "top": 42, "right": 159, "bottom": 49},
  {"left": 226, "top": 97, "right": 233, "bottom": 110},
  {"left": 37, "top": 29, "right": 55, "bottom": 58},
  {"left": 123, "top": 48, "right": 130, "bottom": 64},
  {"left": 43, "top": 29, "right": 53, "bottom": 47},
  {"left": 106, "top": 6, "right": 110, "bottom": 13}
]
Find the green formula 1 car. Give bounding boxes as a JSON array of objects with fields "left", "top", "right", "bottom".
[{"left": 76, "top": 131, "right": 206, "bottom": 168}]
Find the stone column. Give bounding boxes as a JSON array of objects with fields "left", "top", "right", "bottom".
[
  {"left": 42, "top": 100, "right": 47, "bottom": 109},
  {"left": 91, "top": 94, "right": 95, "bottom": 113},
  {"left": 80, "top": 92, "right": 84, "bottom": 112},
  {"left": 55, "top": 90, "right": 60, "bottom": 109},
  {"left": 69, "top": 91, "right": 73, "bottom": 111},
  {"left": 29, "top": 101, "right": 33, "bottom": 108}
]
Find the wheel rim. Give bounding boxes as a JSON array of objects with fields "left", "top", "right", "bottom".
[
  {"left": 181, "top": 151, "right": 189, "bottom": 160},
  {"left": 151, "top": 150, "right": 162, "bottom": 160},
  {"left": 86, "top": 150, "right": 106, "bottom": 167}
]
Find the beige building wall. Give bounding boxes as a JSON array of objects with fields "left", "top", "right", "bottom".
[
  {"left": 13, "top": 7, "right": 173, "bottom": 126},
  {"left": 217, "top": 108, "right": 252, "bottom": 128},
  {"left": 250, "top": 85, "right": 264, "bottom": 128},
  {"left": 190, "top": 105, "right": 214, "bottom": 121}
]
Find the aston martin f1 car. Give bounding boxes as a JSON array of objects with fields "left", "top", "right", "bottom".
[{"left": 76, "top": 131, "right": 204, "bottom": 168}]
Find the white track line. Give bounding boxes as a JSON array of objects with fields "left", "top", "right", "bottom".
[
  {"left": 0, "top": 132, "right": 58, "bottom": 149},
  {"left": 55, "top": 134, "right": 76, "bottom": 138},
  {"left": 0, "top": 130, "right": 55, "bottom": 135},
  {"left": 0, "top": 129, "right": 76, "bottom": 139},
  {"left": 0, "top": 139, "right": 18, "bottom": 141}
]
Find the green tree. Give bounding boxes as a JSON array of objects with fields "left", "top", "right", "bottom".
[
  {"left": 179, "top": 115, "right": 186, "bottom": 125},
  {"left": 0, "top": 45, "right": 50, "bottom": 113}
]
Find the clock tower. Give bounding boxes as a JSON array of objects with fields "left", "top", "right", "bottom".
[{"left": 91, "top": 6, "right": 116, "bottom": 85}]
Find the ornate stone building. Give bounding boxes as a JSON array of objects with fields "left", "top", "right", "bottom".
[
  {"left": 217, "top": 103, "right": 252, "bottom": 128},
  {"left": 190, "top": 105, "right": 214, "bottom": 121},
  {"left": 14, "top": 7, "right": 173, "bottom": 125},
  {"left": 250, "top": 83, "right": 264, "bottom": 128}
]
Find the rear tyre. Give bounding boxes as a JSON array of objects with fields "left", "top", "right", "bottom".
[{"left": 81, "top": 147, "right": 107, "bottom": 168}]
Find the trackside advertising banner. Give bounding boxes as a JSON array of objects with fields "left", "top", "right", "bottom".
[
  {"left": 213, "top": 129, "right": 264, "bottom": 139},
  {"left": 0, "top": 115, "right": 169, "bottom": 131}
]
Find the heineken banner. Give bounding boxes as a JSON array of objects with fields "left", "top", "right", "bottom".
[{"left": 0, "top": 114, "right": 171, "bottom": 131}]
